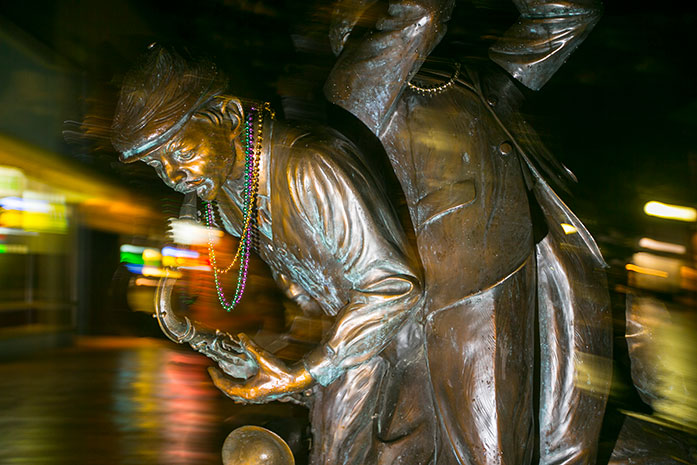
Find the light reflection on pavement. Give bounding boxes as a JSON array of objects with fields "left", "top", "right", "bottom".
[{"left": 0, "top": 337, "right": 308, "bottom": 465}]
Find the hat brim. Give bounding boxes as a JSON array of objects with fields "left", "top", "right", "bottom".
[{"left": 117, "top": 103, "right": 199, "bottom": 163}]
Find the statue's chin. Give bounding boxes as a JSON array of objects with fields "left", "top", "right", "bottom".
[
  {"left": 196, "top": 182, "right": 218, "bottom": 202},
  {"left": 198, "top": 189, "right": 217, "bottom": 202}
]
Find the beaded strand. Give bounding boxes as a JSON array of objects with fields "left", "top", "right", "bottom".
[
  {"left": 407, "top": 62, "right": 461, "bottom": 96},
  {"left": 203, "top": 103, "right": 267, "bottom": 312}
]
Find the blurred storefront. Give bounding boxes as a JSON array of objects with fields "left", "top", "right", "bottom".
[
  {"left": 0, "top": 137, "right": 165, "bottom": 356},
  {"left": 0, "top": 22, "right": 164, "bottom": 357},
  {"left": 619, "top": 201, "right": 697, "bottom": 434}
]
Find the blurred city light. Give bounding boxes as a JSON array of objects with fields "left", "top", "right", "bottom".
[
  {"left": 0, "top": 192, "right": 68, "bottom": 233},
  {"left": 162, "top": 246, "right": 199, "bottom": 259},
  {"left": 626, "top": 296, "right": 697, "bottom": 432},
  {"left": 142, "top": 248, "right": 162, "bottom": 268},
  {"left": 161, "top": 246, "right": 209, "bottom": 270},
  {"left": 628, "top": 252, "right": 686, "bottom": 292},
  {"left": 0, "top": 226, "right": 37, "bottom": 236},
  {"left": 681, "top": 266, "right": 697, "bottom": 279},
  {"left": 0, "top": 244, "right": 28, "bottom": 254},
  {"left": 680, "top": 266, "right": 697, "bottom": 292},
  {"left": 126, "top": 263, "right": 144, "bottom": 274},
  {"left": 121, "top": 248, "right": 145, "bottom": 265},
  {"left": 644, "top": 201, "right": 697, "bottom": 222},
  {"left": 121, "top": 243, "right": 209, "bottom": 279},
  {"left": 625, "top": 264, "right": 669, "bottom": 278},
  {"left": 639, "top": 237, "right": 687, "bottom": 255},
  {"left": 168, "top": 218, "right": 219, "bottom": 245},
  {"left": 0, "top": 166, "right": 25, "bottom": 195},
  {"left": 142, "top": 266, "right": 181, "bottom": 278},
  {"left": 0, "top": 196, "right": 50, "bottom": 212}
]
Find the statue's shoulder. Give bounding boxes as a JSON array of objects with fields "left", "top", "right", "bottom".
[
  {"left": 269, "top": 120, "right": 386, "bottom": 209},
  {"left": 278, "top": 120, "right": 354, "bottom": 149},
  {"left": 274, "top": 120, "right": 369, "bottom": 171}
]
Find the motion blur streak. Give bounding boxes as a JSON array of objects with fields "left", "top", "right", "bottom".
[
  {"left": 638, "top": 237, "right": 686, "bottom": 255},
  {"left": 625, "top": 264, "right": 669, "bottom": 278},
  {"left": 643, "top": 201, "right": 697, "bottom": 222},
  {"left": 626, "top": 297, "right": 697, "bottom": 433}
]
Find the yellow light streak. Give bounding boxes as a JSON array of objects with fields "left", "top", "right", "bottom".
[
  {"left": 644, "top": 201, "right": 697, "bottom": 222},
  {"left": 625, "top": 263, "right": 669, "bottom": 278},
  {"left": 142, "top": 266, "right": 182, "bottom": 279},
  {"left": 134, "top": 277, "right": 159, "bottom": 287},
  {"left": 560, "top": 223, "right": 577, "bottom": 235}
]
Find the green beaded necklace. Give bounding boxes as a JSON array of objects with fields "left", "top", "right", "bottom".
[{"left": 203, "top": 103, "right": 268, "bottom": 311}]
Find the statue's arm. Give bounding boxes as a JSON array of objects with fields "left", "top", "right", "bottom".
[
  {"left": 210, "top": 149, "right": 422, "bottom": 403},
  {"left": 302, "top": 272, "right": 422, "bottom": 386},
  {"left": 209, "top": 147, "right": 422, "bottom": 401},
  {"left": 325, "top": 0, "right": 455, "bottom": 135},
  {"left": 291, "top": 151, "right": 423, "bottom": 387},
  {"left": 326, "top": 0, "right": 601, "bottom": 109},
  {"left": 488, "top": 0, "right": 603, "bottom": 90}
]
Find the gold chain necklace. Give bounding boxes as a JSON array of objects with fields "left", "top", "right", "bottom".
[{"left": 407, "top": 62, "right": 461, "bottom": 96}]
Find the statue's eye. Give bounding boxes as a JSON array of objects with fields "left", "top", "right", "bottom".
[{"left": 175, "top": 150, "right": 195, "bottom": 161}]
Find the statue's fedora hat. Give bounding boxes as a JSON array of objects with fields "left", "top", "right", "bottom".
[{"left": 112, "top": 45, "right": 227, "bottom": 163}]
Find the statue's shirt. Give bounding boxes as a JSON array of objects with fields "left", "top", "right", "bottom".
[{"left": 217, "top": 121, "right": 423, "bottom": 386}]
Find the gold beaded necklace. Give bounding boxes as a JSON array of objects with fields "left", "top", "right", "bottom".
[
  {"left": 204, "top": 102, "right": 273, "bottom": 311},
  {"left": 407, "top": 62, "right": 461, "bottom": 96}
]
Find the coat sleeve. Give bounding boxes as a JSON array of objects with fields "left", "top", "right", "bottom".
[
  {"left": 325, "top": 0, "right": 601, "bottom": 123},
  {"left": 283, "top": 150, "right": 423, "bottom": 386},
  {"left": 324, "top": 0, "right": 455, "bottom": 135},
  {"left": 488, "top": 0, "right": 603, "bottom": 90}
]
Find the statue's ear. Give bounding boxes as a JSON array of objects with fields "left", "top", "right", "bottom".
[
  {"left": 218, "top": 97, "right": 244, "bottom": 141},
  {"left": 195, "top": 96, "right": 245, "bottom": 141}
]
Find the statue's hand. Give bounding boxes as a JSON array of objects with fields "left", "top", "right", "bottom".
[
  {"left": 329, "top": 0, "right": 379, "bottom": 55},
  {"left": 208, "top": 333, "right": 314, "bottom": 404}
]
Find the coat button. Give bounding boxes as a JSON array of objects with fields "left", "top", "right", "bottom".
[{"left": 498, "top": 141, "right": 513, "bottom": 156}]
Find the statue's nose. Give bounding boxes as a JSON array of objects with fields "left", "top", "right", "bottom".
[{"left": 161, "top": 158, "right": 184, "bottom": 185}]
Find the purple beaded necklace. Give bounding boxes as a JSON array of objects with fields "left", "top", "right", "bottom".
[{"left": 203, "top": 103, "right": 267, "bottom": 312}]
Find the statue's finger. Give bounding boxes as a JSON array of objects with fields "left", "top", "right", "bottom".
[
  {"left": 236, "top": 334, "right": 281, "bottom": 375},
  {"left": 208, "top": 366, "right": 245, "bottom": 399},
  {"left": 236, "top": 332, "right": 250, "bottom": 346},
  {"left": 236, "top": 333, "right": 264, "bottom": 360}
]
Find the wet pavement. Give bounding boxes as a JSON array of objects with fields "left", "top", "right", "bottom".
[
  {"left": 2, "top": 338, "right": 695, "bottom": 464},
  {"left": 0, "top": 336, "right": 309, "bottom": 465}
]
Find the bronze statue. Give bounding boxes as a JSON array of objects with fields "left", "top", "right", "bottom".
[
  {"left": 325, "top": 1, "right": 610, "bottom": 463},
  {"left": 111, "top": 1, "right": 611, "bottom": 463},
  {"left": 114, "top": 46, "right": 429, "bottom": 464}
]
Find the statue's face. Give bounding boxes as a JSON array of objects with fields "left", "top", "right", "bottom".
[{"left": 140, "top": 117, "right": 235, "bottom": 201}]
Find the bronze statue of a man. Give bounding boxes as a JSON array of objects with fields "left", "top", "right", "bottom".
[
  {"left": 113, "top": 47, "right": 435, "bottom": 464},
  {"left": 323, "top": 1, "right": 611, "bottom": 464}
]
